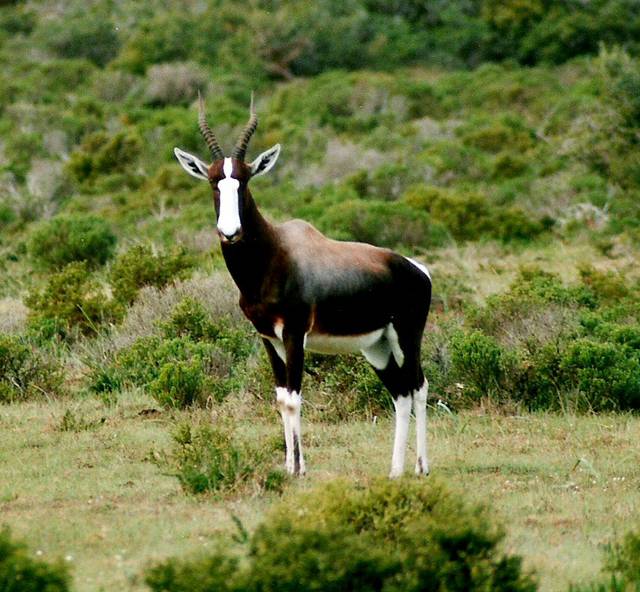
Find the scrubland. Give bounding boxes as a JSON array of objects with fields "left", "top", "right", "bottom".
[{"left": 1, "top": 1, "right": 640, "bottom": 590}]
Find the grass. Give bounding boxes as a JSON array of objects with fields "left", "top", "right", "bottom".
[{"left": 0, "top": 391, "right": 639, "bottom": 591}]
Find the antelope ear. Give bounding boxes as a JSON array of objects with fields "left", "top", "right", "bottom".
[
  {"left": 250, "top": 144, "right": 281, "bottom": 177},
  {"left": 174, "top": 147, "right": 210, "bottom": 181}
]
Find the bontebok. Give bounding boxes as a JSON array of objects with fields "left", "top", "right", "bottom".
[{"left": 174, "top": 94, "right": 432, "bottom": 477}]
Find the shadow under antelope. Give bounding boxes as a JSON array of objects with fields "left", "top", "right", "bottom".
[{"left": 174, "top": 94, "right": 432, "bottom": 477}]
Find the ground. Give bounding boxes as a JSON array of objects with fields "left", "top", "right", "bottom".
[{"left": 1, "top": 391, "right": 638, "bottom": 591}]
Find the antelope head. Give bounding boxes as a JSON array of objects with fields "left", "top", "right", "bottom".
[{"left": 174, "top": 93, "right": 281, "bottom": 244}]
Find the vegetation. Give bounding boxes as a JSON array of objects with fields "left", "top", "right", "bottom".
[
  {"left": 0, "top": 333, "right": 62, "bottom": 402},
  {"left": 0, "top": 527, "right": 70, "bottom": 591},
  {"left": 28, "top": 214, "right": 117, "bottom": 270},
  {"left": 146, "top": 478, "right": 535, "bottom": 592},
  {"left": 160, "top": 421, "right": 284, "bottom": 496},
  {"left": 1, "top": 1, "right": 640, "bottom": 590}
]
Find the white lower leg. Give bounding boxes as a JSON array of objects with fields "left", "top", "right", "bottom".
[
  {"left": 276, "top": 387, "right": 294, "bottom": 474},
  {"left": 413, "top": 380, "right": 429, "bottom": 475},
  {"left": 286, "top": 391, "right": 305, "bottom": 475},
  {"left": 390, "top": 395, "right": 412, "bottom": 478}
]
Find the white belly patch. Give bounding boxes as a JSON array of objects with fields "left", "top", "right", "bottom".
[
  {"left": 305, "top": 329, "right": 384, "bottom": 355},
  {"left": 266, "top": 323, "right": 404, "bottom": 371}
]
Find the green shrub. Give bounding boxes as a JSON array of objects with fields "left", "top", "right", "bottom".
[
  {"left": 114, "top": 12, "right": 199, "bottom": 74},
  {"left": 347, "top": 162, "right": 422, "bottom": 201},
  {"left": 450, "top": 330, "right": 516, "bottom": 400},
  {"left": 0, "top": 334, "right": 63, "bottom": 402},
  {"left": 161, "top": 422, "right": 281, "bottom": 496},
  {"left": 0, "top": 7, "right": 35, "bottom": 35},
  {"left": 447, "top": 267, "right": 640, "bottom": 411},
  {"left": 304, "top": 354, "right": 390, "bottom": 421},
  {"left": 160, "top": 299, "right": 254, "bottom": 361},
  {"left": 403, "top": 186, "right": 549, "bottom": 242},
  {"left": 606, "top": 530, "right": 640, "bottom": 586},
  {"left": 0, "top": 526, "right": 70, "bottom": 591},
  {"left": 317, "top": 199, "right": 449, "bottom": 249},
  {"left": 42, "top": 15, "right": 120, "bottom": 67},
  {"left": 145, "top": 479, "right": 536, "bottom": 592},
  {"left": 90, "top": 303, "right": 254, "bottom": 406},
  {"left": 578, "top": 265, "right": 631, "bottom": 303},
  {"left": 66, "top": 131, "right": 141, "bottom": 185},
  {"left": 109, "top": 244, "right": 195, "bottom": 304},
  {"left": 559, "top": 339, "right": 640, "bottom": 411},
  {"left": 28, "top": 214, "right": 117, "bottom": 269},
  {"left": 570, "top": 527, "right": 640, "bottom": 591},
  {"left": 149, "top": 360, "right": 207, "bottom": 409},
  {"left": 26, "top": 262, "right": 119, "bottom": 337},
  {"left": 461, "top": 120, "right": 535, "bottom": 153},
  {"left": 492, "top": 152, "right": 529, "bottom": 178},
  {"left": 146, "top": 552, "right": 240, "bottom": 592},
  {"left": 160, "top": 298, "right": 221, "bottom": 342}
]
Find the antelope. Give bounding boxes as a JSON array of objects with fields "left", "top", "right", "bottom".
[{"left": 174, "top": 94, "right": 432, "bottom": 477}]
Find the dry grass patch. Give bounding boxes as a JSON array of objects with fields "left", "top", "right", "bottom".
[{"left": 0, "top": 393, "right": 639, "bottom": 592}]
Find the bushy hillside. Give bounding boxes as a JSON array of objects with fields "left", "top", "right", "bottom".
[{"left": 1, "top": 4, "right": 640, "bottom": 589}]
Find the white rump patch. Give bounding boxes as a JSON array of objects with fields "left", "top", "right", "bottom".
[
  {"left": 405, "top": 257, "right": 431, "bottom": 280},
  {"left": 265, "top": 336, "right": 286, "bottom": 363},
  {"left": 217, "top": 158, "right": 242, "bottom": 238},
  {"left": 386, "top": 323, "right": 405, "bottom": 368},
  {"left": 362, "top": 323, "right": 404, "bottom": 370}
]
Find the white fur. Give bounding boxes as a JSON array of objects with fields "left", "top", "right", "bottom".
[
  {"left": 276, "top": 387, "right": 305, "bottom": 475},
  {"left": 268, "top": 323, "right": 405, "bottom": 371},
  {"left": 275, "top": 387, "right": 293, "bottom": 473},
  {"left": 174, "top": 148, "right": 209, "bottom": 181},
  {"left": 390, "top": 395, "right": 412, "bottom": 478},
  {"left": 306, "top": 328, "right": 384, "bottom": 355},
  {"left": 413, "top": 380, "right": 429, "bottom": 475},
  {"left": 250, "top": 144, "right": 281, "bottom": 177},
  {"left": 217, "top": 158, "right": 242, "bottom": 238},
  {"left": 406, "top": 256, "right": 431, "bottom": 281},
  {"left": 386, "top": 324, "right": 405, "bottom": 368}
]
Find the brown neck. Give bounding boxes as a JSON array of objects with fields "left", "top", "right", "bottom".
[{"left": 220, "top": 189, "right": 281, "bottom": 302}]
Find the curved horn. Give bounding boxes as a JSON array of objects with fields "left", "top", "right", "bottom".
[
  {"left": 231, "top": 92, "right": 258, "bottom": 161},
  {"left": 198, "top": 91, "right": 224, "bottom": 161}
]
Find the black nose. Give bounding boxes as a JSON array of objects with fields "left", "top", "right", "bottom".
[{"left": 220, "top": 229, "right": 243, "bottom": 244}]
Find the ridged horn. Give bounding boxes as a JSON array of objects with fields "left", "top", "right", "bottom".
[
  {"left": 231, "top": 92, "right": 257, "bottom": 161},
  {"left": 198, "top": 91, "right": 224, "bottom": 161}
]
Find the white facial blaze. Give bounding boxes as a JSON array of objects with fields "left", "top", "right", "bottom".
[{"left": 217, "top": 158, "right": 241, "bottom": 238}]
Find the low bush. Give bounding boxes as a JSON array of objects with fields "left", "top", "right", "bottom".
[
  {"left": 26, "top": 262, "right": 119, "bottom": 337},
  {"left": 450, "top": 330, "right": 517, "bottom": 402},
  {"left": 109, "top": 244, "right": 195, "bottom": 305},
  {"left": 28, "top": 214, "right": 117, "bottom": 269},
  {"left": 94, "top": 335, "right": 225, "bottom": 406},
  {"left": 159, "top": 421, "right": 283, "bottom": 496},
  {"left": 0, "top": 334, "right": 63, "bottom": 402},
  {"left": 149, "top": 360, "right": 207, "bottom": 409},
  {"left": 317, "top": 199, "right": 450, "bottom": 249},
  {"left": 558, "top": 339, "right": 640, "bottom": 411},
  {"left": 145, "top": 479, "right": 536, "bottom": 591},
  {"left": 402, "top": 185, "right": 550, "bottom": 242},
  {"left": 66, "top": 131, "right": 141, "bottom": 185},
  {"left": 89, "top": 298, "right": 255, "bottom": 407},
  {"left": 438, "top": 268, "right": 640, "bottom": 411},
  {"left": 303, "top": 354, "right": 391, "bottom": 422},
  {"left": 42, "top": 15, "right": 120, "bottom": 67},
  {"left": 143, "top": 62, "right": 206, "bottom": 106},
  {"left": 0, "top": 526, "right": 70, "bottom": 591},
  {"left": 571, "top": 528, "right": 640, "bottom": 591}
]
